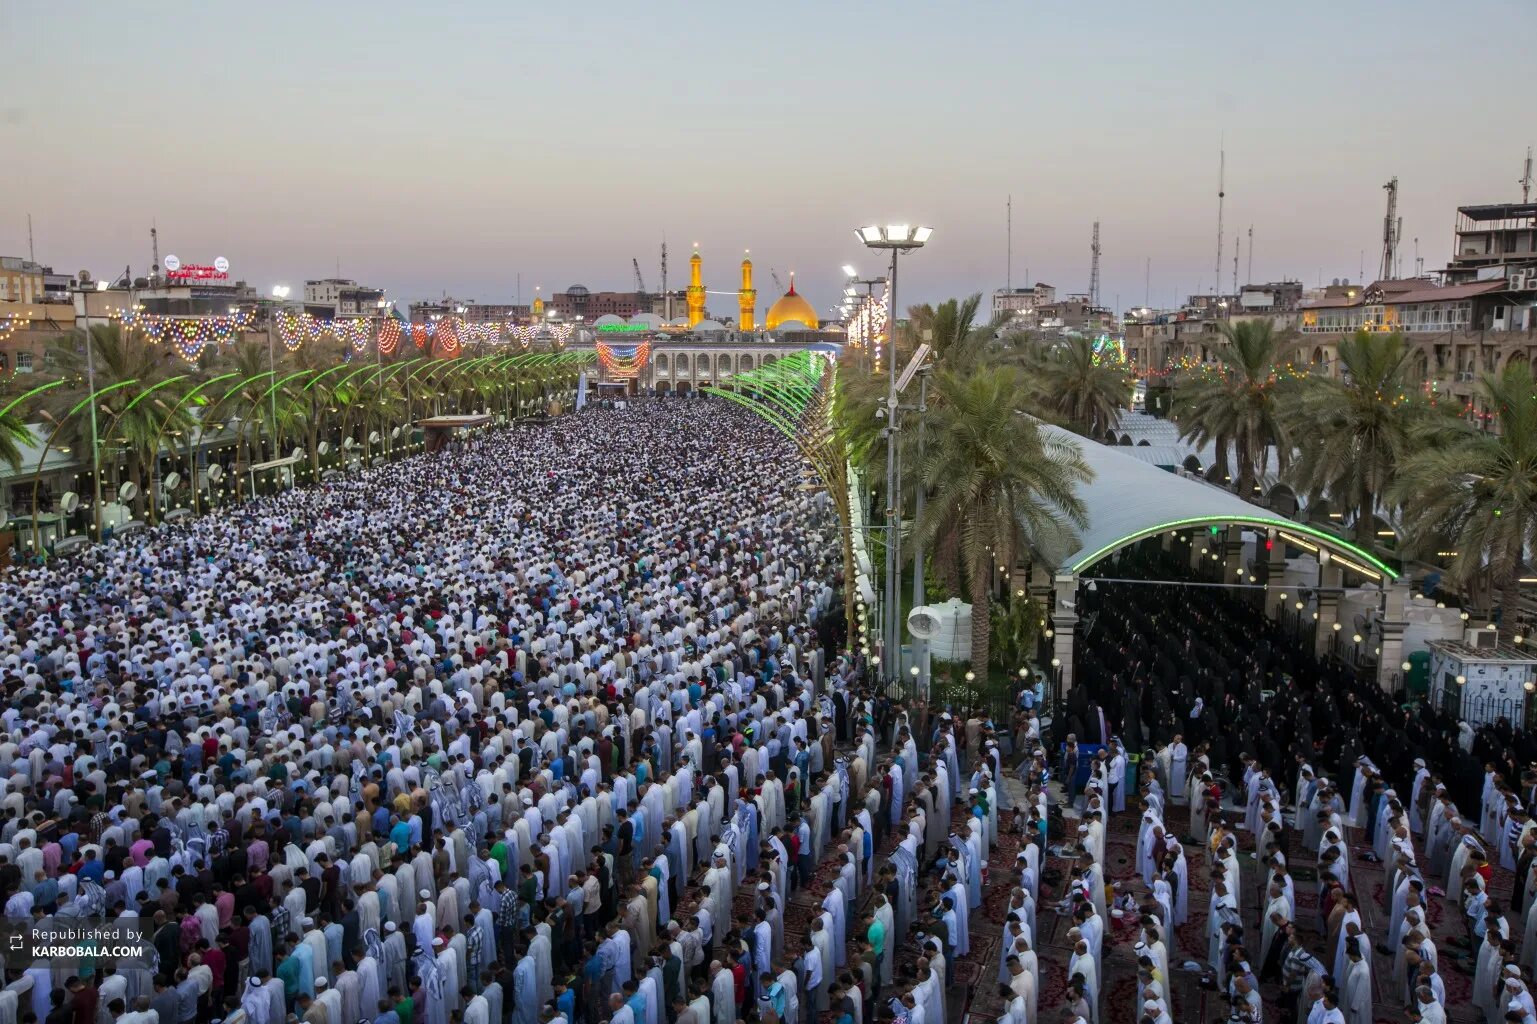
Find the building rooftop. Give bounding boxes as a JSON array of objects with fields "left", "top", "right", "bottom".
[
  {"left": 1427, "top": 637, "right": 1537, "bottom": 663},
  {"left": 1030, "top": 419, "right": 1397, "bottom": 580},
  {"left": 1457, "top": 202, "right": 1537, "bottom": 222},
  {"left": 1389, "top": 279, "right": 1510, "bottom": 304}
]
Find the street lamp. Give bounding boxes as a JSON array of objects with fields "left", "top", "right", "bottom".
[
  {"left": 268, "top": 286, "right": 292, "bottom": 442},
  {"left": 856, "top": 223, "right": 932, "bottom": 685}
]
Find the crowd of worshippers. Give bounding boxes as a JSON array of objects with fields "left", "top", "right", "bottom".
[
  {"left": 0, "top": 400, "right": 965, "bottom": 1024},
  {"left": 1031, "top": 544, "right": 1537, "bottom": 1024}
]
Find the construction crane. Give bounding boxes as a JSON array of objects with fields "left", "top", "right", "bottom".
[
  {"left": 769, "top": 268, "right": 786, "bottom": 292},
  {"left": 632, "top": 258, "right": 648, "bottom": 295}
]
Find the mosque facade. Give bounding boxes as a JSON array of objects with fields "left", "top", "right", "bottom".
[{"left": 584, "top": 247, "right": 841, "bottom": 394}]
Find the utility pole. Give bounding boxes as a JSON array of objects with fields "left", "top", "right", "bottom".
[
  {"left": 1233, "top": 235, "right": 1239, "bottom": 296},
  {"left": 1214, "top": 140, "right": 1226, "bottom": 297},
  {"left": 26, "top": 215, "right": 34, "bottom": 263},
  {"left": 1521, "top": 147, "right": 1533, "bottom": 203},
  {"left": 1247, "top": 225, "right": 1253, "bottom": 286},
  {"left": 1006, "top": 195, "right": 1012, "bottom": 292}
]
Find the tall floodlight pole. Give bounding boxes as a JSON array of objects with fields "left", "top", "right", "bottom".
[
  {"left": 856, "top": 223, "right": 932, "bottom": 687},
  {"left": 82, "top": 283, "right": 102, "bottom": 538}
]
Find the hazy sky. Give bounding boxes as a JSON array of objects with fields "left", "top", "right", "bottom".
[{"left": 3, "top": 1, "right": 1533, "bottom": 318}]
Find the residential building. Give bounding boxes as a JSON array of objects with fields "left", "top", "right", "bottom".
[
  {"left": 1444, "top": 202, "right": 1537, "bottom": 284},
  {"left": 409, "top": 299, "right": 530, "bottom": 324},
  {"left": 1035, "top": 299, "right": 1116, "bottom": 334},
  {"left": 1238, "top": 281, "right": 1304, "bottom": 313},
  {"left": 0, "top": 258, "right": 46, "bottom": 304},
  {"left": 548, "top": 285, "right": 647, "bottom": 320},
  {"left": 135, "top": 278, "right": 259, "bottom": 316},
  {"left": 991, "top": 283, "right": 1057, "bottom": 319},
  {"left": 303, "top": 278, "right": 385, "bottom": 318}
]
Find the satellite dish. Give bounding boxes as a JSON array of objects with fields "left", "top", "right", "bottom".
[
  {"left": 390, "top": 426, "right": 402, "bottom": 440},
  {"left": 118, "top": 482, "right": 138, "bottom": 502},
  {"left": 206, "top": 464, "right": 225, "bottom": 483},
  {"left": 290, "top": 447, "right": 304, "bottom": 461},
  {"left": 907, "top": 607, "right": 943, "bottom": 640},
  {"left": 317, "top": 441, "right": 331, "bottom": 456},
  {"left": 368, "top": 431, "right": 381, "bottom": 445},
  {"left": 162, "top": 471, "right": 182, "bottom": 491},
  {"left": 59, "top": 491, "right": 80, "bottom": 514}
]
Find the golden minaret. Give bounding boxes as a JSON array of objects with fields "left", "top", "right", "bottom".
[
  {"left": 687, "top": 247, "right": 705, "bottom": 327},
  {"left": 738, "top": 252, "right": 757, "bottom": 331}
]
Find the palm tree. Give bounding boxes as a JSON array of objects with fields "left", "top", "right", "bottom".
[
  {"left": 1285, "top": 330, "right": 1439, "bottom": 545},
  {"left": 41, "top": 324, "right": 188, "bottom": 517},
  {"left": 1173, "top": 319, "right": 1298, "bottom": 498},
  {"left": 1392, "top": 362, "right": 1537, "bottom": 621},
  {"left": 905, "top": 294, "right": 1012, "bottom": 371},
  {"left": 1020, "top": 335, "right": 1132, "bottom": 438},
  {"left": 0, "top": 387, "right": 33, "bottom": 470},
  {"left": 918, "top": 365, "right": 1092, "bottom": 672}
]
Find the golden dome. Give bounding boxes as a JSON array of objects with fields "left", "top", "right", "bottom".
[{"left": 765, "top": 279, "right": 817, "bottom": 330}]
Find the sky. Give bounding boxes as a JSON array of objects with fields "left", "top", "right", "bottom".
[{"left": 3, "top": 1, "right": 1534, "bottom": 319}]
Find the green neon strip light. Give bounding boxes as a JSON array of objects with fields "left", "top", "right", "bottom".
[
  {"left": 180, "top": 372, "right": 241, "bottom": 408},
  {"left": 332, "top": 364, "right": 380, "bottom": 392},
  {"left": 1066, "top": 515, "right": 1398, "bottom": 579},
  {"left": 259, "top": 370, "right": 315, "bottom": 402},
  {"left": 121, "top": 375, "right": 190, "bottom": 413},
  {"left": 597, "top": 323, "right": 651, "bottom": 333},
  {"left": 69, "top": 379, "right": 139, "bottom": 417},
  {"left": 701, "top": 387, "right": 797, "bottom": 439},
  {"left": 303, "top": 363, "right": 358, "bottom": 391},
  {"left": 222, "top": 371, "right": 276, "bottom": 402},
  {"left": 0, "top": 379, "right": 66, "bottom": 419}
]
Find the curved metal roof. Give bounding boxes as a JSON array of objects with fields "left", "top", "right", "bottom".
[{"left": 1036, "top": 422, "right": 1397, "bottom": 581}]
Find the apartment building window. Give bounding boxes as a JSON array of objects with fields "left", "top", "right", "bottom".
[{"left": 15, "top": 352, "right": 33, "bottom": 373}]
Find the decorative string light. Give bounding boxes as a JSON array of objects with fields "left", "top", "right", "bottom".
[
  {"left": 274, "top": 312, "right": 375, "bottom": 353},
  {"left": 432, "top": 320, "right": 461, "bottom": 360},
  {"left": 596, "top": 341, "right": 651, "bottom": 377},
  {"left": 378, "top": 319, "right": 402, "bottom": 356},
  {"left": 0, "top": 313, "right": 34, "bottom": 344},
  {"left": 846, "top": 293, "right": 886, "bottom": 355},
  {"left": 121, "top": 309, "right": 254, "bottom": 362}
]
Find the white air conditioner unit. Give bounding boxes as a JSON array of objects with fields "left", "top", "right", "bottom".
[
  {"left": 1509, "top": 272, "right": 1530, "bottom": 290},
  {"left": 1466, "top": 627, "right": 1498, "bottom": 650},
  {"left": 1513, "top": 271, "right": 1537, "bottom": 291}
]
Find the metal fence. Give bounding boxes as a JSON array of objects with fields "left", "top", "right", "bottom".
[{"left": 1440, "top": 687, "right": 1531, "bottom": 729}]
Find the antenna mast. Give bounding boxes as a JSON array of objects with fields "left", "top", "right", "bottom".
[
  {"left": 1380, "top": 177, "right": 1399, "bottom": 281},
  {"left": 1088, "top": 221, "right": 1101, "bottom": 307},
  {"left": 27, "top": 215, "right": 34, "bottom": 263},
  {"left": 1521, "top": 147, "right": 1533, "bottom": 203},
  {"left": 1214, "top": 140, "right": 1225, "bottom": 296},
  {"left": 151, "top": 223, "right": 160, "bottom": 274},
  {"left": 1006, "top": 195, "right": 1012, "bottom": 292},
  {"left": 660, "top": 241, "right": 669, "bottom": 321},
  {"left": 1247, "top": 225, "right": 1253, "bottom": 285},
  {"left": 1232, "top": 235, "right": 1239, "bottom": 295}
]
